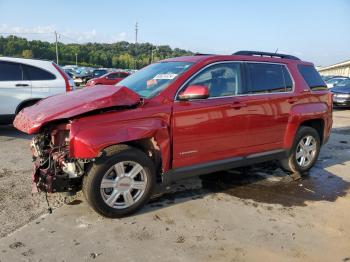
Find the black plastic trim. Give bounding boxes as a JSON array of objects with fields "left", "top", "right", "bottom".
[
  {"left": 162, "top": 149, "right": 287, "bottom": 185},
  {"left": 0, "top": 114, "right": 15, "bottom": 125}
]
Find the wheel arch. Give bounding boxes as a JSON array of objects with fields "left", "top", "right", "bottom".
[
  {"left": 284, "top": 102, "right": 329, "bottom": 149},
  {"left": 15, "top": 98, "right": 41, "bottom": 115},
  {"left": 299, "top": 119, "right": 325, "bottom": 144},
  {"left": 100, "top": 138, "right": 163, "bottom": 183}
]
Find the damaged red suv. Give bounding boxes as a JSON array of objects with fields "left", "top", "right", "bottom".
[{"left": 14, "top": 51, "right": 332, "bottom": 217}]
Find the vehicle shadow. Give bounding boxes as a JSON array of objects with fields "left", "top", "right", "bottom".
[
  {"left": 138, "top": 125, "right": 350, "bottom": 215},
  {"left": 0, "top": 125, "right": 32, "bottom": 140}
]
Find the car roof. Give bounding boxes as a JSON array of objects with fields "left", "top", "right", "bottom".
[
  {"left": 162, "top": 53, "right": 313, "bottom": 65},
  {"left": 0, "top": 56, "right": 54, "bottom": 67}
]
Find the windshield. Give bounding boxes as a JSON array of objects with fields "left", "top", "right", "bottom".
[
  {"left": 327, "top": 78, "right": 345, "bottom": 84},
  {"left": 116, "top": 61, "right": 193, "bottom": 98},
  {"left": 336, "top": 79, "right": 350, "bottom": 87},
  {"left": 94, "top": 70, "right": 108, "bottom": 77}
]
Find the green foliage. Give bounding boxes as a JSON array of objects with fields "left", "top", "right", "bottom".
[
  {"left": 0, "top": 36, "right": 193, "bottom": 69},
  {"left": 22, "top": 49, "right": 33, "bottom": 58}
]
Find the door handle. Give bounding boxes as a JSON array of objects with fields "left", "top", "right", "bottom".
[
  {"left": 230, "top": 102, "right": 247, "bottom": 109},
  {"left": 287, "top": 97, "right": 298, "bottom": 104},
  {"left": 15, "top": 84, "right": 29, "bottom": 87}
]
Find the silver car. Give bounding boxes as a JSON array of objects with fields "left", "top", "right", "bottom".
[{"left": 0, "top": 57, "right": 75, "bottom": 124}]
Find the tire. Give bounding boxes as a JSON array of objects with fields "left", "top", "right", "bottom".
[
  {"left": 83, "top": 145, "right": 155, "bottom": 218},
  {"left": 280, "top": 126, "right": 321, "bottom": 173}
]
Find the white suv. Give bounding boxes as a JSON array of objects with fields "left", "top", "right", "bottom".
[{"left": 0, "top": 57, "right": 75, "bottom": 124}]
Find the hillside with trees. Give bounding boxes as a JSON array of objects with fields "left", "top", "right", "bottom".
[{"left": 0, "top": 36, "right": 193, "bottom": 69}]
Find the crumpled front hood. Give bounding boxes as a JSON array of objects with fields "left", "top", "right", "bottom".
[{"left": 14, "top": 85, "right": 141, "bottom": 134}]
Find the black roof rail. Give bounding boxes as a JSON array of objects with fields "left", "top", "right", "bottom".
[
  {"left": 194, "top": 53, "right": 214, "bottom": 56},
  {"left": 233, "top": 50, "right": 300, "bottom": 61}
]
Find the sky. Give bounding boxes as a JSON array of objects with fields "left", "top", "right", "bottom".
[{"left": 0, "top": 0, "right": 349, "bottom": 66}]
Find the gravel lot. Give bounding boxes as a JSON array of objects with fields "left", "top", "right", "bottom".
[{"left": 0, "top": 109, "right": 349, "bottom": 261}]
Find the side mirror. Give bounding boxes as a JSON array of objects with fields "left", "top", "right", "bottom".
[{"left": 178, "top": 85, "right": 209, "bottom": 100}]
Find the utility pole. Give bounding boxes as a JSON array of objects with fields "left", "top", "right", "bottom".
[
  {"left": 75, "top": 53, "right": 78, "bottom": 66},
  {"left": 54, "top": 31, "right": 59, "bottom": 65},
  {"left": 135, "top": 22, "right": 138, "bottom": 44},
  {"left": 151, "top": 48, "right": 156, "bottom": 63},
  {"left": 134, "top": 22, "right": 139, "bottom": 69}
]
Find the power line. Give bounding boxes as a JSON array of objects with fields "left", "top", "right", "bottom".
[
  {"left": 0, "top": 32, "right": 54, "bottom": 35},
  {"left": 59, "top": 33, "right": 80, "bottom": 44}
]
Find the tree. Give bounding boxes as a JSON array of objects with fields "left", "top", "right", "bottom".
[
  {"left": 0, "top": 36, "right": 193, "bottom": 68},
  {"left": 22, "top": 50, "right": 33, "bottom": 58}
]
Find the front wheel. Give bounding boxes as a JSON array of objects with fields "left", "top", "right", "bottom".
[
  {"left": 280, "top": 126, "right": 321, "bottom": 174},
  {"left": 83, "top": 145, "right": 155, "bottom": 218}
]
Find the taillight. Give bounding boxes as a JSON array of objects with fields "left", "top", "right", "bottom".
[{"left": 52, "top": 62, "right": 71, "bottom": 92}]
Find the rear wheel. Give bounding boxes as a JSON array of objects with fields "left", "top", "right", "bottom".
[
  {"left": 83, "top": 145, "right": 155, "bottom": 218},
  {"left": 280, "top": 126, "right": 320, "bottom": 173}
]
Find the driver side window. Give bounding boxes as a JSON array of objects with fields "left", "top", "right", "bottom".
[{"left": 185, "top": 62, "right": 243, "bottom": 98}]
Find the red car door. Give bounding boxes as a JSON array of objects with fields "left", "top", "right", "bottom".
[
  {"left": 172, "top": 62, "right": 251, "bottom": 168},
  {"left": 242, "top": 62, "right": 294, "bottom": 152}
]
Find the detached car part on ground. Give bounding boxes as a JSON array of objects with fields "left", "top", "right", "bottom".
[{"left": 14, "top": 51, "right": 332, "bottom": 218}]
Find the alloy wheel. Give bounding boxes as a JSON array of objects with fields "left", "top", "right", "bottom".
[
  {"left": 295, "top": 135, "right": 317, "bottom": 168},
  {"left": 100, "top": 161, "right": 147, "bottom": 209}
]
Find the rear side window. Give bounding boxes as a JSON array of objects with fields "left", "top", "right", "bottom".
[
  {"left": 120, "top": 72, "right": 129, "bottom": 78},
  {"left": 0, "top": 61, "right": 24, "bottom": 81},
  {"left": 247, "top": 63, "right": 292, "bottom": 93},
  {"left": 22, "top": 64, "right": 56, "bottom": 80},
  {"left": 107, "top": 73, "right": 119, "bottom": 79},
  {"left": 297, "top": 65, "right": 327, "bottom": 90}
]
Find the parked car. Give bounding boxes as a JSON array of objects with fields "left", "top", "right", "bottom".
[
  {"left": 86, "top": 71, "right": 130, "bottom": 87},
  {"left": 92, "top": 69, "right": 109, "bottom": 78},
  {"left": 64, "top": 68, "right": 75, "bottom": 79},
  {"left": 14, "top": 51, "right": 332, "bottom": 217},
  {"left": 330, "top": 78, "right": 350, "bottom": 107},
  {"left": 76, "top": 69, "right": 109, "bottom": 86},
  {"left": 0, "top": 57, "right": 75, "bottom": 125},
  {"left": 321, "top": 75, "right": 335, "bottom": 81},
  {"left": 325, "top": 76, "right": 349, "bottom": 88},
  {"left": 71, "top": 68, "right": 93, "bottom": 86}
]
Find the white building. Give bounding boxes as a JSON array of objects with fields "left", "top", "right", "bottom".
[{"left": 318, "top": 59, "right": 350, "bottom": 77}]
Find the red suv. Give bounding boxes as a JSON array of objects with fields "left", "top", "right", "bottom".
[
  {"left": 85, "top": 71, "right": 130, "bottom": 87},
  {"left": 14, "top": 51, "right": 332, "bottom": 217}
]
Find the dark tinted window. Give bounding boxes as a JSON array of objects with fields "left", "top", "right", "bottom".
[
  {"left": 23, "top": 64, "right": 56, "bottom": 80},
  {"left": 120, "top": 72, "right": 129, "bottom": 78},
  {"left": 247, "top": 63, "right": 290, "bottom": 93},
  {"left": 0, "top": 61, "right": 23, "bottom": 81},
  {"left": 298, "top": 65, "right": 327, "bottom": 90},
  {"left": 94, "top": 70, "right": 108, "bottom": 77},
  {"left": 107, "top": 73, "right": 119, "bottom": 79}
]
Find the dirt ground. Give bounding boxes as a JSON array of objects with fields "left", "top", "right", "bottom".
[{"left": 0, "top": 110, "right": 349, "bottom": 262}]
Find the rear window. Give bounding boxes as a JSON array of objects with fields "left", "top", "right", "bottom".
[
  {"left": 247, "top": 63, "right": 292, "bottom": 93},
  {"left": 297, "top": 65, "right": 327, "bottom": 90},
  {"left": 22, "top": 64, "right": 56, "bottom": 80},
  {"left": 0, "top": 61, "right": 23, "bottom": 81}
]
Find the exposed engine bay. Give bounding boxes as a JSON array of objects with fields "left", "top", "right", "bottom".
[{"left": 31, "top": 124, "right": 90, "bottom": 194}]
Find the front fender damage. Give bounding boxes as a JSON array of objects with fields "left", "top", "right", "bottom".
[{"left": 69, "top": 118, "right": 171, "bottom": 172}]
